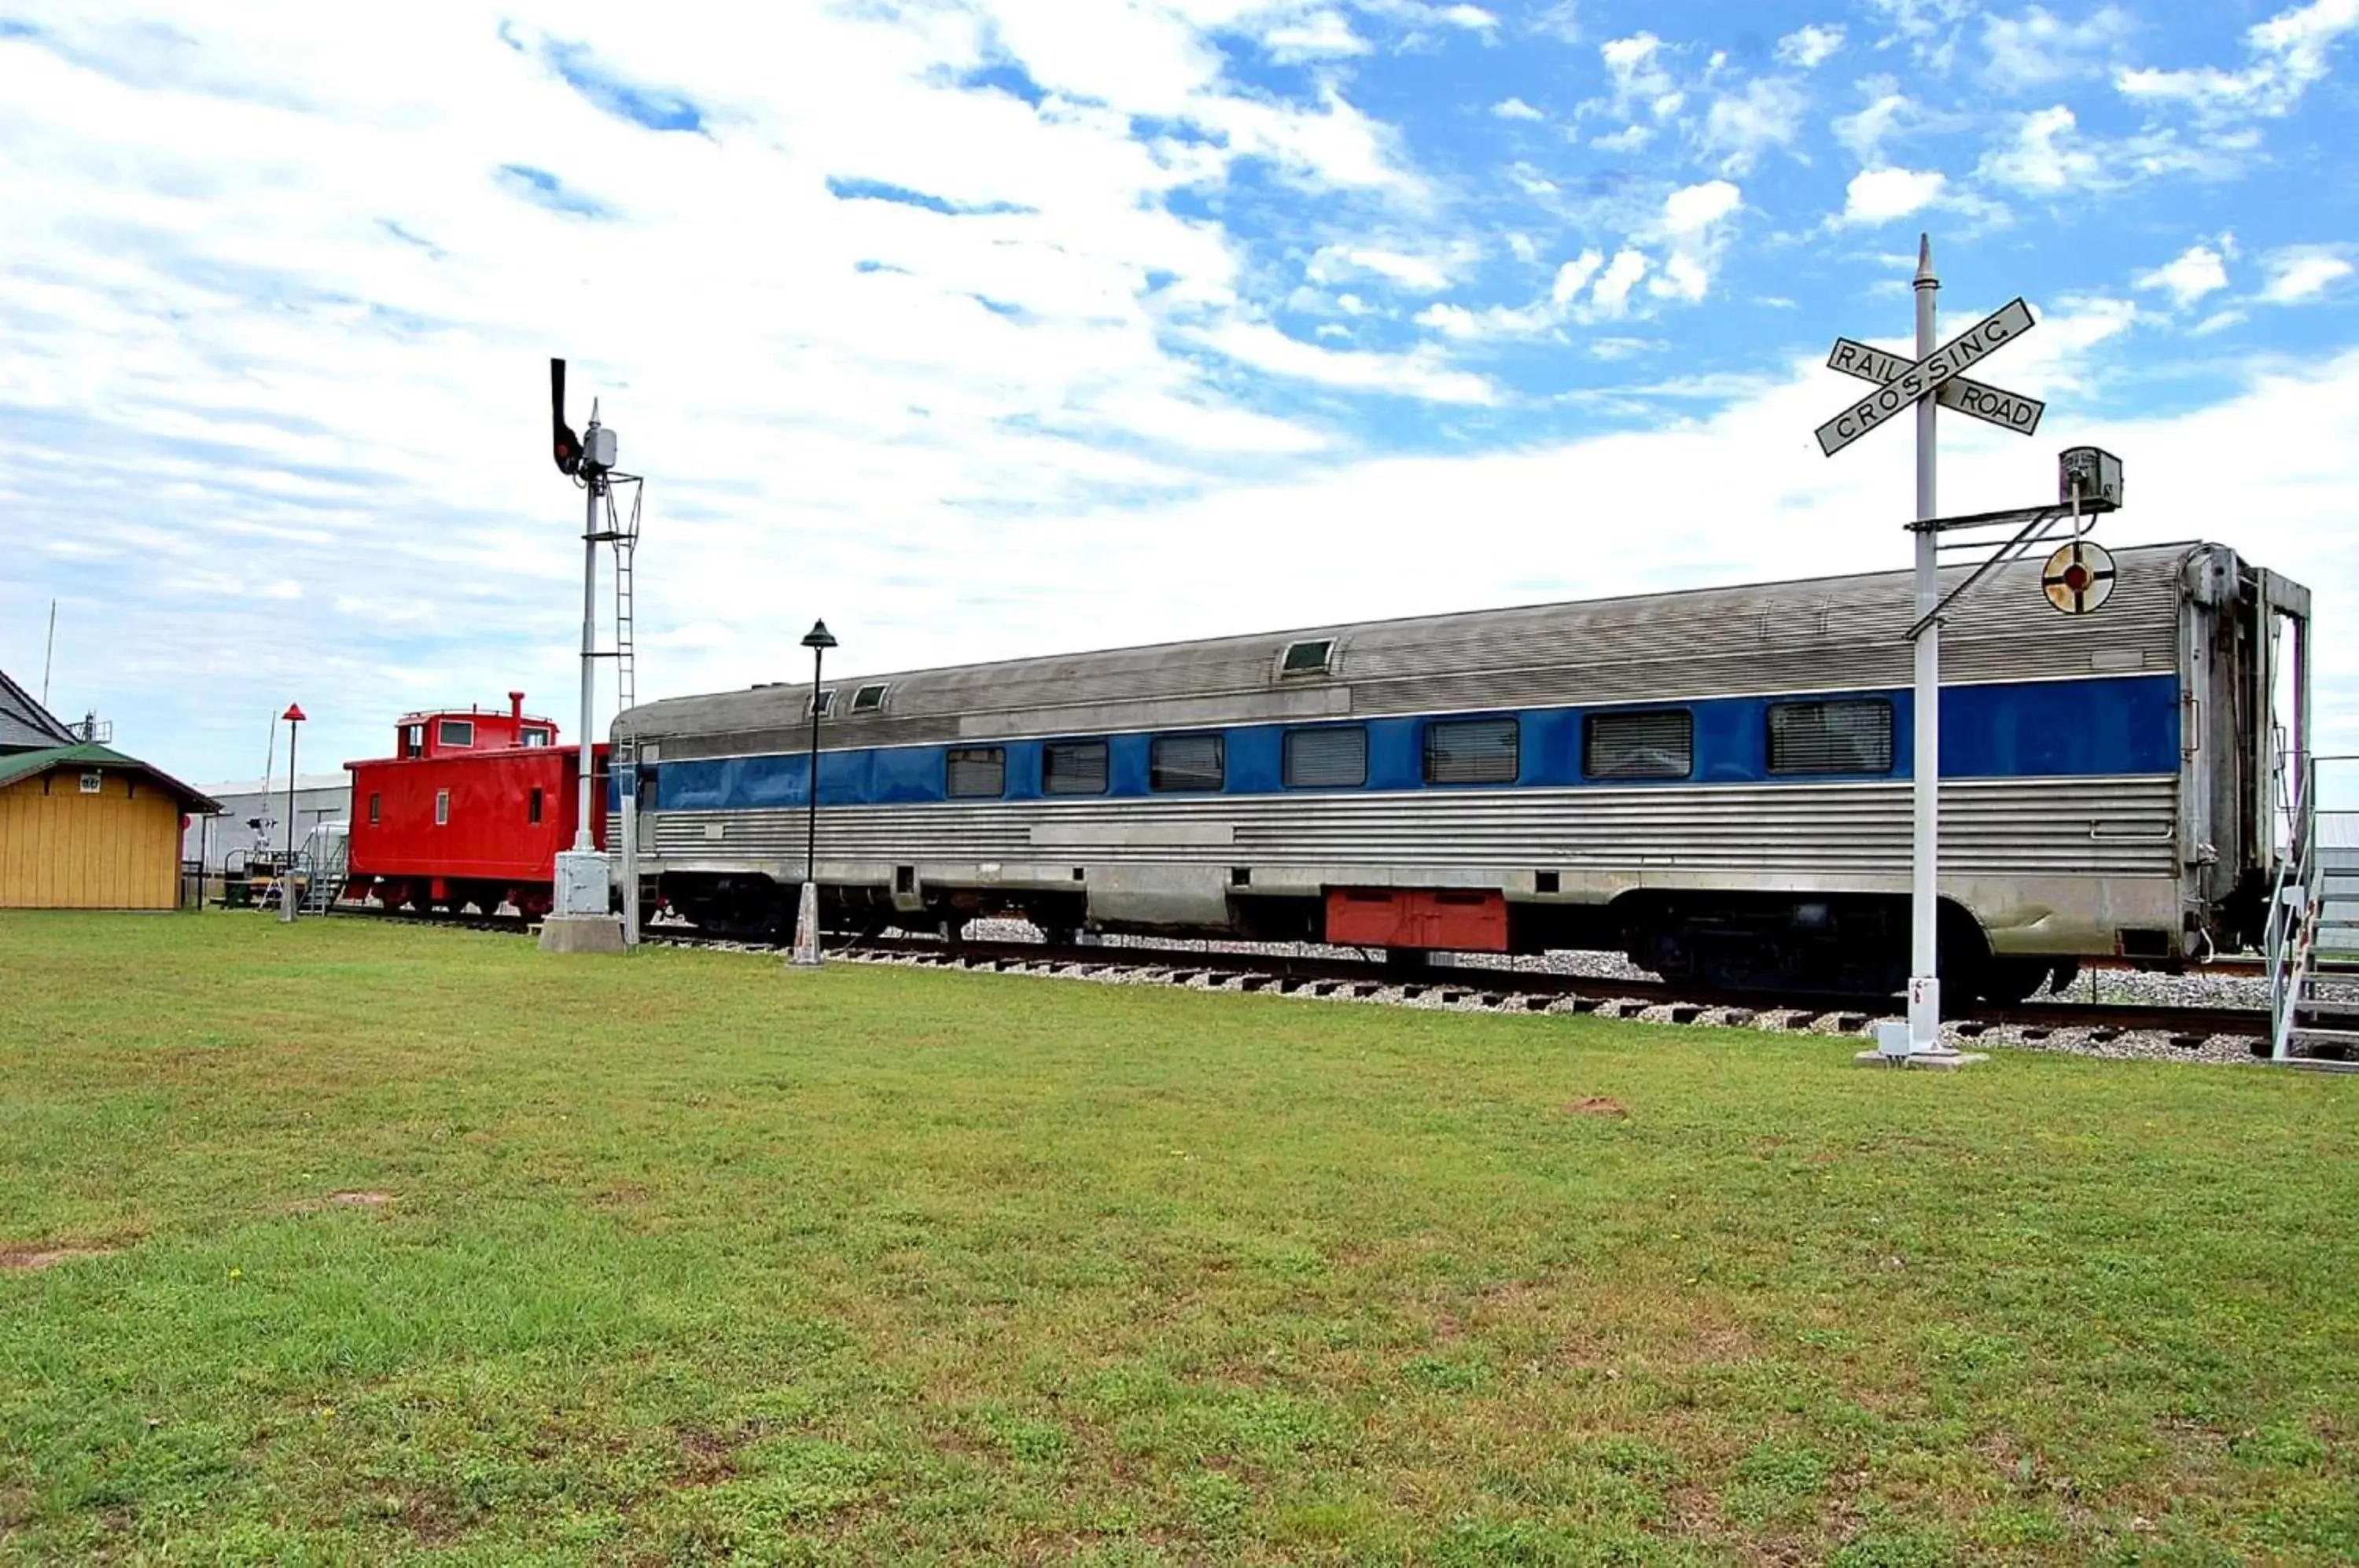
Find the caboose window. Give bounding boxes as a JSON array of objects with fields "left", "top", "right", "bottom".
[
  {"left": 1584, "top": 710, "right": 1692, "bottom": 780},
  {"left": 1151, "top": 734, "right": 1224, "bottom": 792},
  {"left": 439, "top": 719, "right": 475, "bottom": 748},
  {"left": 1425, "top": 718, "right": 1519, "bottom": 786},
  {"left": 528, "top": 787, "right": 543, "bottom": 825},
  {"left": 403, "top": 723, "right": 425, "bottom": 758},
  {"left": 1280, "top": 639, "right": 1335, "bottom": 677},
  {"left": 434, "top": 789, "right": 450, "bottom": 825},
  {"left": 368, "top": 793, "right": 381, "bottom": 826},
  {"left": 1284, "top": 726, "right": 1366, "bottom": 788},
  {"left": 946, "top": 747, "right": 1005, "bottom": 798},
  {"left": 851, "top": 683, "right": 889, "bottom": 714},
  {"left": 1043, "top": 741, "right": 1110, "bottom": 795},
  {"left": 1767, "top": 699, "right": 1894, "bottom": 775},
  {"left": 521, "top": 727, "right": 551, "bottom": 747}
]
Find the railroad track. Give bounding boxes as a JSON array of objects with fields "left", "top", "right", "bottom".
[
  {"left": 649, "top": 929, "right": 2271, "bottom": 1052},
  {"left": 323, "top": 905, "right": 2279, "bottom": 1057}
]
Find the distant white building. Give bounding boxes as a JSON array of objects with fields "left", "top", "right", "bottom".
[{"left": 184, "top": 772, "right": 351, "bottom": 870}]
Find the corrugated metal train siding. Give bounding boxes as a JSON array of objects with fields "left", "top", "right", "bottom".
[
  {"left": 624, "top": 547, "right": 2199, "bottom": 762},
  {"left": 650, "top": 775, "right": 2177, "bottom": 881}
]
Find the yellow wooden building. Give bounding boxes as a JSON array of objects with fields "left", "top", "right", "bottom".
[{"left": 0, "top": 742, "right": 220, "bottom": 910}]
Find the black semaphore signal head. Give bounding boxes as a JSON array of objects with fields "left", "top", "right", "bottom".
[{"left": 550, "top": 357, "right": 583, "bottom": 476}]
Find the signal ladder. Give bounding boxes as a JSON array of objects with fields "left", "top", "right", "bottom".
[
  {"left": 594, "top": 473, "right": 645, "bottom": 767},
  {"left": 2267, "top": 750, "right": 2359, "bottom": 1066}
]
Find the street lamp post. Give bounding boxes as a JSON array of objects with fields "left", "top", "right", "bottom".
[
  {"left": 278, "top": 703, "right": 305, "bottom": 924},
  {"left": 790, "top": 620, "right": 837, "bottom": 967}
]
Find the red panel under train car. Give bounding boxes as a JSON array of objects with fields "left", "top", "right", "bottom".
[{"left": 1324, "top": 887, "right": 1510, "bottom": 953}]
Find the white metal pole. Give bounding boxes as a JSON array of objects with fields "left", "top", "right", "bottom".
[
  {"left": 1908, "top": 233, "right": 1941, "bottom": 1051},
  {"left": 620, "top": 776, "right": 640, "bottom": 949},
  {"left": 575, "top": 473, "right": 599, "bottom": 852}
]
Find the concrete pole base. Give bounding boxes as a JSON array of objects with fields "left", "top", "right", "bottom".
[
  {"left": 789, "top": 880, "right": 823, "bottom": 967},
  {"left": 538, "top": 915, "right": 628, "bottom": 955},
  {"left": 1853, "top": 1046, "right": 1987, "bottom": 1070}
]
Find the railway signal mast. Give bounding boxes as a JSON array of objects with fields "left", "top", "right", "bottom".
[
  {"left": 542, "top": 358, "right": 636, "bottom": 955},
  {"left": 1814, "top": 236, "right": 2122, "bottom": 1066}
]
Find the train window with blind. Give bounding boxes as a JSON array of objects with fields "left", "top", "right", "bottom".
[
  {"left": 1424, "top": 717, "right": 1519, "bottom": 785},
  {"left": 851, "top": 683, "right": 889, "bottom": 714},
  {"left": 1150, "top": 733, "right": 1224, "bottom": 792},
  {"left": 1767, "top": 698, "right": 1894, "bottom": 775},
  {"left": 438, "top": 719, "right": 474, "bottom": 748},
  {"left": 1280, "top": 639, "right": 1335, "bottom": 676},
  {"left": 1583, "top": 709, "right": 1693, "bottom": 780},
  {"left": 1283, "top": 726, "right": 1367, "bottom": 788},
  {"left": 1043, "top": 741, "right": 1110, "bottom": 795},
  {"left": 369, "top": 793, "right": 381, "bottom": 826},
  {"left": 521, "top": 727, "right": 551, "bottom": 746},
  {"left": 946, "top": 747, "right": 1005, "bottom": 798}
]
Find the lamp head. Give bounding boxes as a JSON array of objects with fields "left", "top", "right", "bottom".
[{"left": 800, "top": 620, "right": 837, "bottom": 651}]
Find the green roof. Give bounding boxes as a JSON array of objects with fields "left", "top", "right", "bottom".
[{"left": 0, "top": 743, "right": 223, "bottom": 812}]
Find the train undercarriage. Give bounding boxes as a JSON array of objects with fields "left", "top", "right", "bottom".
[{"left": 653, "top": 871, "right": 2106, "bottom": 1004}]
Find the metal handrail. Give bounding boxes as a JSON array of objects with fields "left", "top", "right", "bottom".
[
  {"left": 2270, "top": 754, "right": 2359, "bottom": 1061},
  {"left": 2267, "top": 750, "right": 2316, "bottom": 1062}
]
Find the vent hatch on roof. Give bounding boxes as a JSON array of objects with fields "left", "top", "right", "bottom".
[
  {"left": 1279, "top": 639, "right": 1335, "bottom": 676},
  {"left": 808, "top": 688, "right": 836, "bottom": 718},
  {"left": 851, "top": 683, "right": 889, "bottom": 714}
]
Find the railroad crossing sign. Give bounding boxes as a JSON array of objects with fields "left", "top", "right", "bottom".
[
  {"left": 1827, "top": 338, "right": 2044, "bottom": 439},
  {"left": 1814, "top": 296, "right": 2039, "bottom": 458},
  {"left": 2041, "top": 539, "right": 2116, "bottom": 615}
]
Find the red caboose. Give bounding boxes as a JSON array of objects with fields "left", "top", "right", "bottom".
[{"left": 343, "top": 693, "right": 608, "bottom": 918}]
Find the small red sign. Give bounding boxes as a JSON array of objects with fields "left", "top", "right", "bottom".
[{"left": 283, "top": 703, "right": 307, "bottom": 723}]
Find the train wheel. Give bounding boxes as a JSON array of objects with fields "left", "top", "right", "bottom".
[{"left": 1976, "top": 958, "right": 2048, "bottom": 1007}]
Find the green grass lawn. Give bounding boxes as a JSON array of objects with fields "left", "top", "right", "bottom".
[{"left": 2, "top": 913, "right": 2355, "bottom": 1566}]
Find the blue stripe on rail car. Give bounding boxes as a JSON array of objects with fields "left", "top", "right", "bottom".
[{"left": 648, "top": 673, "right": 2179, "bottom": 812}]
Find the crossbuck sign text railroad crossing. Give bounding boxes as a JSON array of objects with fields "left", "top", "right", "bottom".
[{"left": 1815, "top": 297, "right": 2041, "bottom": 458}]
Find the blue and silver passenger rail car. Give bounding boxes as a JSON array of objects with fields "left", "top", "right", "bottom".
[{"left": 615, "top": 543, "right": 2309, "bottom": 1001}]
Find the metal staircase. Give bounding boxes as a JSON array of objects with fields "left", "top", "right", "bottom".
[
  {"left": 2268, "top": 752, "right": 2359, "bottom": 1066},
  {"left": 300, "top": 828, "right": 349, "bottom": 914}
]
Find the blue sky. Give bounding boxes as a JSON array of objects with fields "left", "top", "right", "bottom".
[{"left": 2, "top": 0, "right": 2355, "bottom": 786}]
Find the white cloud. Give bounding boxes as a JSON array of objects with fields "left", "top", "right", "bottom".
[
  {"left": 1981, "top": 5, "right": 2130, "bottom": 90},
  {"left": 1699, "top": 77, "right": 1806, "bottom": 174},
  {"left": 1307, "top": 241, "right": 1471, "bottom": 293},
  {"left": 1776, "top": 24, "right": 1846, "bottom": 68},
  {"left": 1198, "top": 320, "right": 1498, "bottom": 402},
  {"left": 1413, "top": 299, "right": 1555, "bottom": 340},
  {"left": 1841, "top": 166, "right": 1947, "bottom": 224},
  {"left": 1978, "top": 105, "right": 2103, "bottom": 191},
  {"left": 1588, "top": 248, "right": 1649, "bottom": 316},
  {"left": 2261, "top": 245, "right": 2354, "bottom": 302},
  {"left": 1833, "top": 85, "right": 1915, "bottom": 164},
  {"left": 1260, "top": 9, "right": 1371, "bottom": 62},
  {"left": 2136, "top": 243, "right": 2231, "bottom": 308},
  {"left": 1599, "top": 32, "right": 1680, "bottom": 120},
  {"left": 1490, "top": 96, "right": 1544, "bottom": 120},
  {"left": 1660, "top": 177, "right": 1742, "bottom": 234},
  {"left": 1590, "top": 123, "right": 1653, "bottom": 152},
  {"left": 2116, "top": 0, "right": 2359, "bottom": 119},
  {"left": 1551, "top": 248, "right": 1604, "bottom": 304}
]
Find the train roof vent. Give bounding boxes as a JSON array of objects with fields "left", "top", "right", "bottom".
[
  {"left": 851, "top": 682, "right": 889, "bottom": 714},
  {"left": 808, "top": 688, "right": 837, "bottom": 718},
  {"left": 1279, "top": 638, "right": 1335, "bottom": 678}
]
